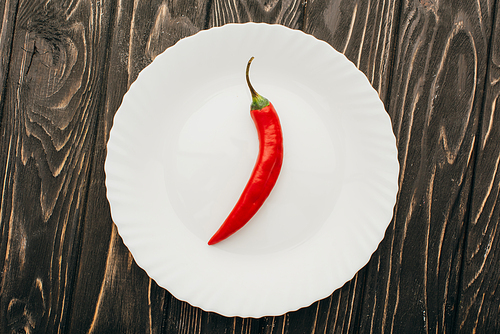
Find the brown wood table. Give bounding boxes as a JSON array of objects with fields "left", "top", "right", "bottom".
[{"left": 1, "top": 0, "right": 500, "bottom": 333}]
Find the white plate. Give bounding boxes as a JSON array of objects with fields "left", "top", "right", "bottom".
[{"left": 105, "top": 23, "right": 399, "bottom": 317}]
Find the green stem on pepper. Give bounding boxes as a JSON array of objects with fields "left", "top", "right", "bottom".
[{"left": 246, "top": 57, "right": 270, "bottom": 111}]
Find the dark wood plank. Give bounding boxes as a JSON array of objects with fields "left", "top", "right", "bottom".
[
  {"left": 457, "top": 1, "right": 500, "bottom": 332},
  {"left": 208, "top": 0, "right": 304, "bottom": 27},
  {"left": 0, "top": 0, "right": 19, "bottom": 115},
  {"left": 0, "top": 2, "right": 19, "bottom": 297},
  {"left": 357, "top": 1, "right": 494, "bottom": 333},
  {"left": 0, "top": 0, "right": 117, "bottom": 332}
]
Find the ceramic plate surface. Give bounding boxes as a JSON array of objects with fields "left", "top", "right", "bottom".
[{"left": 105, "top": 23, "right": 399, "bottom": 317}]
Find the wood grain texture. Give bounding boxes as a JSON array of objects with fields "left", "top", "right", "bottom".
[
  {"left": 0, "top": 0, "right": 19, "bottom": 116},
  {"left": 365, "top": 0, "right": 494, "bottom": 332},
  {"left": 1, "top": 0, "right": 500, "bottom": 333},
  {"left": 208, "top": 0, "right": 304, "bottom": 28},
  {"left": 0, "top": 0, "right": 113, "bottom": 332},
  {"left": 457, "top": 0, "right": 500, "bottom": 331}
]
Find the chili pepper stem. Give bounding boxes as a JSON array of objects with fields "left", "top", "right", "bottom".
[{"left": 246, "top": 57, "right": 270, "bottom": 111}]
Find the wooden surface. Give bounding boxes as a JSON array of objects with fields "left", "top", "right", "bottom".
[{"left": 1, "top": 0, "right": 500, "bottom": 333}]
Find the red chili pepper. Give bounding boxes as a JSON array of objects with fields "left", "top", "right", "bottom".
[{"left": 208, "top": 57, "right": 284, "bottom": 245}]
